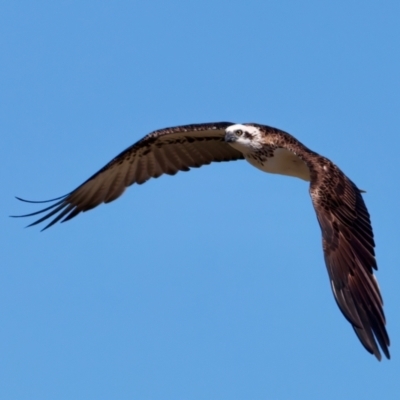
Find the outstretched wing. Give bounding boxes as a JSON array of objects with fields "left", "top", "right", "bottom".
[
  {"left": 13, "top": 122, "right": 244, "bottom": 230},
  {"left": 310, "top": 160, "right": 390, "bottom": 360}
]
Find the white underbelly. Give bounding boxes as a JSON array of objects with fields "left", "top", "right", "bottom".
[{"left": 245, "top": 148, "right": 310, "bottom": 181}]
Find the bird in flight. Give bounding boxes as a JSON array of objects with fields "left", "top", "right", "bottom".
[{"left": 13, "top": 121, "right": 390, "bottom": 360}]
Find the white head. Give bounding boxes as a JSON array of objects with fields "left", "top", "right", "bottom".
[{"left": 224, "top": 124, "right": 263, "bottom": 152}]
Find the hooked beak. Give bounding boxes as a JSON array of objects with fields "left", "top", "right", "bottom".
[{"left": 225, "top": 131, "right": 236, "bottom": 143}]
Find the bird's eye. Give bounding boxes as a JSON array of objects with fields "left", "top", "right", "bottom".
[{"left": 236, "top": 129, "right": 243, "bottom": 136}]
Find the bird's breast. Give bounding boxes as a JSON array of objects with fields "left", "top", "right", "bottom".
[{"left": 245, "top": 148, "right": 310, "bottom": 181}]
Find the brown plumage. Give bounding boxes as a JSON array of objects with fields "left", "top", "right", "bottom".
[
  {"left": 12, "top": 121, "right": 390, "bottom": 360},
  {"left": 14, "top": 122, "right": 242, "bottom": 229}
]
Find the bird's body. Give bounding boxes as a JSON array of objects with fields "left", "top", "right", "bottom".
[
  {"left": 13, "top": 121, "right": 390, "bottom": 360},
  {"left": 227, "top": 124, "right": 312, "bottom": 180}
]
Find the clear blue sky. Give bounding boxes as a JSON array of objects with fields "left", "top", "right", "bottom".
[{"left": 2, "top": 1, "right": 400, "bottom": 399}]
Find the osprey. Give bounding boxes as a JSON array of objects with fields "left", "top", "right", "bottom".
[{"left": 13, "top": 122, "right": 390, "bottom": 360}]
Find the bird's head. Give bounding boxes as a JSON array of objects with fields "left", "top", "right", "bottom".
[{"left": 225, "top": 124, "right": 263, "bottom": 152}]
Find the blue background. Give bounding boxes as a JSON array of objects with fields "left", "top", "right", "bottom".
[{"left": 2, "top": 1, "right": 399, "bottom": 398}]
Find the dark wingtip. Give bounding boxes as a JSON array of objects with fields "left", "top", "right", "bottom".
[
  {"left": 10, "top": 197, "right": 67, "bottom": 219},
  {"left": 374, "top": 349, "right": 382, "bottom": 362},
  {"left": 381, "top": 344, "right": 391, "bottom": 360},
  {"left": 11, "top": 194, "right": 73, "bottom": 230},
  {"left": 15, "top": 194, "right": 68, "bottom": 204}
]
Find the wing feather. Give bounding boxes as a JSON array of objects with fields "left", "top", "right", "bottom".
[
  {"left": 309, "top": 159, "right": 390, "bottom": 360},
  {"left": 169, "top": 143, "right": 198, "bottom": 169},
  {"left": 12, "top": 122, "right": 243, "bottom": 229},
  {"left": 147, "top": 146, "right": 168, "bottom": 178}
]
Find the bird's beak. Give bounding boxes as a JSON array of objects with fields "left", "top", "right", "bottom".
[{"left": 225, "top": 131, "right": 236, "bottom": 143}]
